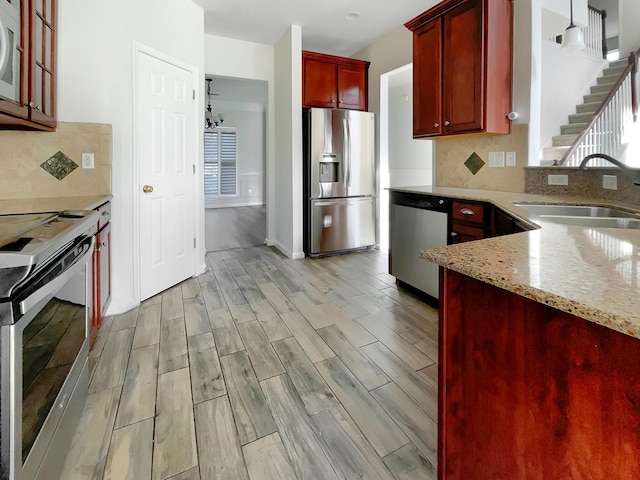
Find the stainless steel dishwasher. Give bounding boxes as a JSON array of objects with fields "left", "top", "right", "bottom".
[{"left": 390, "top": 192, "right": 449, "bottom": 301}]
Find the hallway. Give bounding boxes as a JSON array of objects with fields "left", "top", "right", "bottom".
[{"left": 205, "top": 206, "right": 266, "bottom": 252}]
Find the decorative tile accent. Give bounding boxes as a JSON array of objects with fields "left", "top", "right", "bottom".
[
  {"left": 464, "top": 152, "right": 485, "bottom": 175},
  {"left": 40, "top": 151, "right": 78, "bottom": 181}
]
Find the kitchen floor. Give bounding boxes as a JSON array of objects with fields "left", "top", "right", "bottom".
[{"left": 61, "top": 246, "right": 438, "bottom": 480}]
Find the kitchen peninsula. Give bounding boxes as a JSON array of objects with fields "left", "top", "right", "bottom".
[{"left": 392, "top": 186, "right": 640, "bottom": 479}]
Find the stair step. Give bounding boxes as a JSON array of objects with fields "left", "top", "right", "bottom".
[
  {"left": 584, "top": 91, "right": 607, "bottom": 104},
  {"left": 542, "top": 146, "right": 570, "bottom": 161},
  {"left": 539, "top": 159, "right": 557, "bottom": 167},
  {"left": 597, "top": 72, "right": 624, "bottom": 85},
  {"left": 608, "top": 58, "right": 630, "bottom": 69},
  {"left": 576, "top": 102, "right": 600, "bottom": 114},
  {"left": 561, "top": 123, "right": 587, "bottom": 135},
  {"left": 553, "top": 134, "right": 579, "bottom": 147},
  {"left": 591, "top": 82, "right": 614, "bottom": 94},
  {"left": 568, "top": 112, "right": 593, "bottom": 124},
  {"left": 603, "top": 62, "right": 628, "bottom": 75}
]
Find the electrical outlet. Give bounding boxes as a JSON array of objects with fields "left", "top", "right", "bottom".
[
  {"left": 603, "top": 175, "right": 618, "bottom": 190},
  {"left": 81, "top": 153, "right": 95, "bottom": 169},
  {"left": 547, "top": 174, "right": 569, "bottom": 186},
  {"left": 506, "top": 151, "right": 516, "bottom": 166},
  {"left": 488, "top": 151, "right": 505, "bottom": 167}
]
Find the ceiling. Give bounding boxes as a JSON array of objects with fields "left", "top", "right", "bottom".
[{"left": 192, "top": 0, "right": 441, "bottom": 57}]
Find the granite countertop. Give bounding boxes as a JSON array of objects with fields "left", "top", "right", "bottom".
[
  {"left": 0, "top": 195, "right": 112, "bottom": 215},
  {"left": 390, "top": 186, "right": 640, "bottom": 339}
]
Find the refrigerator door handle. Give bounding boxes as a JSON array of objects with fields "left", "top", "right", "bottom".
[{"left": 343, "top": 118, "right": 351, "bottom": 190}]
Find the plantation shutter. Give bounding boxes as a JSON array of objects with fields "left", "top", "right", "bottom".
[{"left": 204, "top": 128, "right": 237, "bottom": 197}]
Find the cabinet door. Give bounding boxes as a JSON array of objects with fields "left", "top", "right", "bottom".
[
  {"left": 0, "top": 0, "right": 29, "bottom": 120},
  {"left": 303, "top": 58, "right": 337, "bottom": 108},
  {"left": 98, "top": 223, "right": 111, "bottom": 316},
  {"left": 450, "top": 223, "right": 484, "bottom": 244},
  {"left": 442, "top": 0, "right": 483, "bottom": 134},
  {"left": 28, "top": 0, "right": 55, "bottom": 126},
  {"left": 413, "top": 18, "right": 442, "bottom": 137},
  {"left": 337, "top": 64, "right": 366, "bottom": 111}
]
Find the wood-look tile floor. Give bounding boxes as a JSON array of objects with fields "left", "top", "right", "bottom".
[{"left": 61, "top": 246, "right": 438, "bottom": 480}]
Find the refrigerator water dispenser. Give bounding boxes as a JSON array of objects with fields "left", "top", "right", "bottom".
[{"left": 319, "top": 160, "right": 339, "bottom": 183}]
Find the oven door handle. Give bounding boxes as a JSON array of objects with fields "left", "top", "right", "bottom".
[{"left": 19, "top": 237, "right": 95, "bottom": 315}]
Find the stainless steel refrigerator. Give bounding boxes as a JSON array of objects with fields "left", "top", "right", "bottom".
[{"left": 303, "top": 108, "right": 376, "bottom": 256}]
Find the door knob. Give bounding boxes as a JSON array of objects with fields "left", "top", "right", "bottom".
[{"left": 142, "top": 185, "right": 154, "bottom": 193}]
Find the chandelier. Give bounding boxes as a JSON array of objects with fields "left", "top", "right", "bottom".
[{"left": 205, "top": 79, "right": 225, "bottom": 129}]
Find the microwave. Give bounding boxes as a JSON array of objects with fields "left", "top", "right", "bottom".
[{"left": 0, "top": 0, "right": 20, "bottom": 102}]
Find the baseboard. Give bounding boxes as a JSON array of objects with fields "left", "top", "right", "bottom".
[
  {"left": 105, "top": 297, "right": 139, "bottom": 316},
  {"left": 272, "top": 240, "right": 305, "bottom": 260}
]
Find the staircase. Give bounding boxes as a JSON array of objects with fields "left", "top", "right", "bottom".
[{"left": 541, "top": 58, "right": 630, "bottom": 165}]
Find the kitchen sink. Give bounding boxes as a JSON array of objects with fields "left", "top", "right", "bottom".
[
  {"left": 540, "top": 216, "right": 640, "bottom": 229},
  {"left": 514, "top": 203, "right": 640, "bottom": 229},
  {"left": 514, "top": 203, "right": 638, "bottom": 218}
]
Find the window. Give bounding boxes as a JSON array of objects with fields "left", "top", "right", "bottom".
[{"left": 204, "top": 127, "right": 237, "bottom": 197}]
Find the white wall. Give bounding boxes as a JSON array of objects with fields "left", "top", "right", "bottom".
[
  {"left": 387, "top": 83, "right": 433, "bottom": 188},
  {"left": 540, "top": 42, "right": 606, "bottom": 151},
  {"left": 541, "top": 0, "right": 588, "bottom": 38},
  {"left": 203, "top": 35, "right": 276, "bottom": 246},
  {"left": 273, "top": 26, "right": 304, "bottom": 259},
  {"left": 205, "top": 101, "right": 266, "bottom": 208},
  {"left": 57, "top": 0, "right": 205, "bottom": 315},
  {"left": 619, "top": 0, "right": 640, "bottom": 54}
]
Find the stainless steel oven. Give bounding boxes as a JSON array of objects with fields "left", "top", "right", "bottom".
[
  {"left": 0, "top": 0, "right": 20, "bottom": 102},
  {"left": 0, "top": 210, "right": 98, "bottom": 480}
]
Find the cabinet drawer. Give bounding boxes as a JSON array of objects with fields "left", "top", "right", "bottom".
[
  {"left": 452, "top": 201, "right": 484, "bottom": 224},
  {"left": 450, "top": 223, "right": 484, "bottom": 243}
]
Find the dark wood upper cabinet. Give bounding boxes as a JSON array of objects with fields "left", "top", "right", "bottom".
[
  {"left": 0, "top": 0, "right": 56, "bottom": 130},
  {"left": 29, "top": 0, "right": 56, "bottom": 127},
  {"left": 302, "top": 51, "right": 369, "bottom": 111},
  {"left": 406, "top": 0, "right": 513, "bottom": 138}
]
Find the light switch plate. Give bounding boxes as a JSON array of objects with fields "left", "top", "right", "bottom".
[
  {"left": 603, "top": 174, "right": 618, "bottom": 190},
  {"left": 81, "top": 153, "right": 95, "bottom": 169},
  {"left": 488, "top": 151, "right": 505, "bottom": 167},
  {"left": 506, "top": 152, "right": 516, "bottom": 167},
  {"left": 548, "top": 174, "right": 569, "bottom": 186}
]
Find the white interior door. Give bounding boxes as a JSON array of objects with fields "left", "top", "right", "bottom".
[{"left": 137, "top": 51, "right": 196, "bottom": 300}]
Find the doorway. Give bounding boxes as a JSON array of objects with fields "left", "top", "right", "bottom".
[{"left": 203, "top": 75, "right": 268, "bottom": 252}]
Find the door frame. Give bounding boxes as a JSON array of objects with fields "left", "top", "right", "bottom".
[{"left": 132, "top": 42, "right": 204, "bottom": 304}]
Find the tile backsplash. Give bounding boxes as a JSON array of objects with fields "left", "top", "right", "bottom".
[
  {"left": 0, "top": 122, "right": 112, "bottom": 199},
  {"left": 434, "top": 123, "right": 528, "bottom": 192},
  {"left": 525, "top": 167, "right": 640, "bottom": 206}
]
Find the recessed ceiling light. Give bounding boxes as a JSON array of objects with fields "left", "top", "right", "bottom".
[{"left": 345, "top": 12, "right": 360, "bottom": 21}]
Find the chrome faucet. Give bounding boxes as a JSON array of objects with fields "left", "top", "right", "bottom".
[{"left": 579, "top": 153, "right": 631, "bottom": 170}]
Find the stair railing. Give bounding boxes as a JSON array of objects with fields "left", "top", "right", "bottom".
[
  {"left": 585, "top": 6, "right": 607, "bottom": 59},
  {"left": 556, "top": 49, "right": 639, "bottom": 167}
]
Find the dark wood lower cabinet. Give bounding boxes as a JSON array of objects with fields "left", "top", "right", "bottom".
[{"left": 439, "top": 269, "right": 640, "bottom": 479}]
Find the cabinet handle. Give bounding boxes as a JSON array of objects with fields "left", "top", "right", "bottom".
[
  {"left": 460, "top": 208, "right": 475, "bottom": 216},
  {"left": 444, "top": 120, "right": 451, "bottom": 126},
  {"left": 434, "top": 123, "right": 439, "bottom": 128},
  {"left": 29, "top": 102, "right": 41, "bottom": 111},
  {"left": 450, "top": 232, "right": 459, "bottom": 237}
]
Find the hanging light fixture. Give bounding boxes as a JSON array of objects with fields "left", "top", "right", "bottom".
[
  {"left": 205, "top": 79, "right": 225, "bottom": 129},
  {"left": 561, "top": 0, "right": 585, "bottom": 51}
]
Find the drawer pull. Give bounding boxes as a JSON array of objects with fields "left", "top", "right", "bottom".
[{"left": 460, "top": 208, "right": 475, "bottom": 216}]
